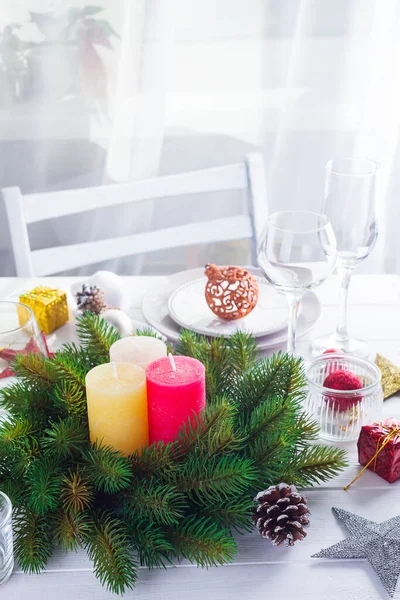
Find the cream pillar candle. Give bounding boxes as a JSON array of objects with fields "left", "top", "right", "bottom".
[
  {"left": 110, "top": 336, "right": 167, "bottom": 370},
  {"left": 85, "top": 362, "right": 148, "bottom": 456}
]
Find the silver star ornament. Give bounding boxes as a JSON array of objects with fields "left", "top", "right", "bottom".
[{"left": 312, "top": 507, "right": 400, "bottom": 597}]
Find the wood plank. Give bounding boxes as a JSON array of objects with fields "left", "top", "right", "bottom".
[{"left": 6, "top": 561, "right": 398, "bottom": 600}]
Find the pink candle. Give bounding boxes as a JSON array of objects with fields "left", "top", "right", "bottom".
[{"left": 146, "top": 355, "right": 206, "bottom": 444}]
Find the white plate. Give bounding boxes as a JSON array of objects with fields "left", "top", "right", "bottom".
[
  {"left": 142, "top": 267, "right": 322, "bottom": 350},
  {"left": 168, "top": 277, "right": 287, "bottom": 338}
]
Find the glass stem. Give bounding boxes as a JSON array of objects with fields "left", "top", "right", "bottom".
[
  {"left": 286, "top": 293, "right": 302, "bottom": 356},
  {"left": 336, "top": 266, "right": 354, "bottom": 344}
]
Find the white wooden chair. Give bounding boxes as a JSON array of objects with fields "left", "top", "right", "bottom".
[{"left": 2, "top": 153, "right": 267, "bottom": 276}]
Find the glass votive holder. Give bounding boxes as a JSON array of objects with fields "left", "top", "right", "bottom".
[
  {"left": 0, "top": 492, "right": 13, "bottom": 585},
  {"left": 305, "top": 353, "right": 383, "bottom": 442}
]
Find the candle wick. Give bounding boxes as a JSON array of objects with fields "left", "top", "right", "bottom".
[
  {"left": 168, "top": 353, "right": 177, "bottom": 372},
  {"left": 111, "top": 361, "right": 118, "bottom": 379}
]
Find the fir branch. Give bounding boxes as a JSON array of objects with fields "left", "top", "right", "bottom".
[
  {"left": 13, "top": 509, "right": 54, "bottom": 573},
  {"left": 130, "top": 441, "right": 179, "bottom": 478},
  {"left": 175, "top": 329, "right": 208, "bottom": 359},
  {"left": 83, "top": 444, "right": 132, "bottom": 494},
  {"left": 246, "top": 433, "right": 295, "bottom": 487},
  {"left": 51, "top": 347, "right": 91, "bottom": 393},
  {"left": 0, "top": 415, "right": 39, "bottom": 448},
  {"left": 123, "top": 478, "right": 186, "bottom": 526},
  {"left": 0, "top": 381, "right": 54, "bottom": 418},
  {"left": 178, "top": 397, "right": 241, "bottom": 456},
  {"left": 230, "top": 353, "right": 306, "bottom": 413},
  {"left": 290, "top": 413, "right": 320, "bottom": 447},
  {"left": 53, "top": 379, "right": 87, "bottom": 418},
  {"left": 225, "top": 331, "right": 259, "bottom": 375},
  {"left": 0, "top": 476, "right": 26, "bottom": 508},
  {"left": 8, "top": 441, "right": 40, "bottom": 478},
  {"left": 41, "top": 417, "right": 88, "bottom": 459},
  {"left": 53, "top": 510, "right": 91, "bottom": 551},
  {"left": 201, "top": 496, "right": 254, "bottom": 532},
  {"left": 76, "top": 312, "right": 120, "bottom": 362},
  {"left": 286, "top": 445, "right": 348, "bottom": 488},
  {"left": 12, "top": 353, "right": 55, "bottom": 386},
  {"left": 61, "top": 469, "right": 94, "bottom": 514},
  {"left": 240, "top": 395, "right": 299, "bottom": 445},
  {"left": 171, "top": 455, "right": 258, "bottom": 501},
  {"left": 128, "top": 519, "right": 173, "bottom": 569},
  {"left": 27, "top": 457, "right": 63, "bottom": 514},
  {"left": 85, "top": 511, "right": 137, "bottom": 595},
  {"left": 169, "top": 515, "right": 237, "bottom": 567}
]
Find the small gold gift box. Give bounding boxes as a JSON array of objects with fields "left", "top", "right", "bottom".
[{"left": 19, "top": 287, "right": 69, "bottom": 334}]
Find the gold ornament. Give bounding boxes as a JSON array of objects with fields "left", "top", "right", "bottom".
[
  {"left": 19, "top": 287, "right": 69, "bottom": 334},
  {"left": 204, "top": 264, "right": 259, "bottom": 320},
  {"left": 375, "top": 353, "right": 400, "bottom": 399}
]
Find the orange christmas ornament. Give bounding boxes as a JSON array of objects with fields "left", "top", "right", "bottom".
[{"left": 204, "top": 264, "right": 259, "bottom": 320}]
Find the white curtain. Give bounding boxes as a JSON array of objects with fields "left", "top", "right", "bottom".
[{"left": 0, "top": 0, "right": 399, "bottom": 275}]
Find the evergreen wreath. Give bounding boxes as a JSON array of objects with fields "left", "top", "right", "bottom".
[{"left": 0, "top": 313, "right": 347, "bottom": 594}]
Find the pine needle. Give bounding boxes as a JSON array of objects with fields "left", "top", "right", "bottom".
[
  {"left": 128, "top": 520, "right": 173, "bottom": 569},
  {"left": 26, "top": 457, "right": 63, "bottom": 514},
  {"left": 53, "top": 510, "right": 91, "bottom": 551},
  {"left": 41, "top": 416, "right": 88, "bottom": 458},
  {"left": 170, "top": 516, "right": 237, "bottom": 567},
  {"left": 85, "top": 511, "right": 137, "bottom": 595},
  {"left": 83, "top": 443, "right": 132, "bottom": 494},
  {"left": 61, "top": 469, "right": 94, "bottom": 514},
  {"left": 76, "top": 312, "right": 120, "bottom": 362},
  {"left": 13, "top": 509, "right": 54, "bottom": 573},
  {"left": 12, "top": 353, "right": 55, "bottom": 386},
  {"left": 286, "top": 445, "right": 348, "bottom": 487},
  {"left": 172, "top": 455, "right": 258, "bottom": 501},
  {"left": 123, "top": 478, "right": 186, "bottom": 526}
]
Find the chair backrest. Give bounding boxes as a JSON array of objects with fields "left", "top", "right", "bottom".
[{"left": 2, "top": 152, "right": 267, "bottom": 276}]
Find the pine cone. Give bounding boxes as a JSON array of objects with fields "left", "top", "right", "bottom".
[
  {"left": 253, "top": 483, "right": 310, "bottom": 546},
  {"left": 76, "top": 285, "right": 105, "bottom": 315}
]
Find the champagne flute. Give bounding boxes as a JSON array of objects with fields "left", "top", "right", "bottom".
[
  {"left": 311, "top": 158, "right": 379, "bottom": 358},
  {"left": 258, "top": 211, "right": 337, "bottom": 355}
]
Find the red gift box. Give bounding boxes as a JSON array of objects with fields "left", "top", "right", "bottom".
[{"left": 357, "top": 418, "right": 400, "bottom": 483}]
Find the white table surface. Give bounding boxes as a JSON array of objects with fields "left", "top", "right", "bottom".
[{"left": 1, "top": 274, "right": 400, "bottom": 600}]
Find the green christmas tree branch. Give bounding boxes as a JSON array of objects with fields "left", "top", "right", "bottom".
[
  {"left": 76, "top": 312, "right": 120, "bottom": 362},
  {"left": 0, "top": 319, "right": 348, "bottom": 594},
  {"left": 123, "top": 478, "right": 186, "bottom": 526},
  {"left": 83, "top": 443, "right": 132, "bottom": 494},
  {"left": 85, "top": 511, "right": 137, "bottom": 595},
  {"left": 169, "top": 515, "right": 237, "bottom": 567},
  {"left": 13, "top": 509, "right": 55, "bottom": 573}
]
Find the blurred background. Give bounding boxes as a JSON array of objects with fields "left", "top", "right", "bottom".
[{"left": 0, "top": 0, "right": 399, "bottom": 275}]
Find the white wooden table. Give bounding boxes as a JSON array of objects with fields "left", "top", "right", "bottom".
[{"left": 1, "top": 274, "right": 400, "bottom": 600}]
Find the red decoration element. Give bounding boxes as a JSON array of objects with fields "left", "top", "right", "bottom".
[
  {"left": 146, "top": 356, "right": 206, "bottom": 445},
  {"left": 323, "top": 348, "right": 341, "bottom": 354},
  {"left": 0, "top": 332, "right": 53, "bottom": 379},
  {"left": 357, "top": 418, "right": 400, "bottom": 483},
  {"left": 323, "top": 369, "right": 363, "bottom": 412},
  {"left": 204, "top": 264, "right": 259, "bottom": 320}
]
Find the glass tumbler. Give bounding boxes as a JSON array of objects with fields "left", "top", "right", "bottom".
[
  {"left": 0, "top": 302, "right": 48, "bottom": 377},
  {"left": 0, "top": 492, "right": 13, "bottom": 585},
  {"left": 305, "top": 354, "right": 382, "bottom": 441}
]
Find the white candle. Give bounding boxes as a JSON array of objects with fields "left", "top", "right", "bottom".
[{"left": 110, "top": 336, "right": 167, "bottom": 370}]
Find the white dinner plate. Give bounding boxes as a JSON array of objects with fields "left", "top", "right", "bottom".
[
  {"left": 142, "top": 267, "right": 322, "bottom": 350},
  {"left": 168, "top": 277, "right": 287, "bottom": 338}
]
